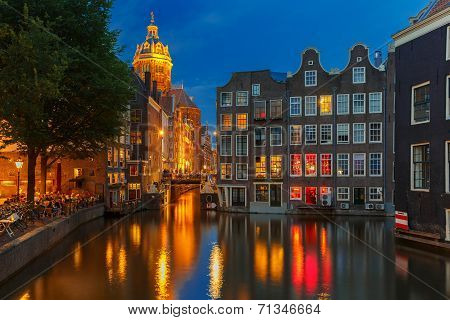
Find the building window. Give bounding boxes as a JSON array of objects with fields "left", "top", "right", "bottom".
[
  {"left": 290, "top": 125, "right": 302, "bottom": 145},
  {"left": 305, "top": 187, "right": 318, "bottom": 205},
  {"left": 255, "top": 156, "right": 267, "bottom": 179},
  {"left": 369, "top": 122, "right": 382, "bottom": 143},
  {"left": 236, "top": 113, "right": 248, "bottom": 130},
  {"left": 290, "top": 187, "right": 302, "bottom": 201},
  {"left": 305, "top": 154, "right": 317, "bottom": 177},
  {"left": 255, "top": 184, "right": 269, "bottom": 202},
  {"left": 252, "top": 84, "right": 260, "bottom": 96},
  {"left": 337, "top": 154, "right": 350, "bottom": 176},
  {"left": 353, "top": 93, "right": 366, "bottom": 114},
  {"left": 353, "top": 123, "right": 366, "bottom": 144},
  {"left": 446, "top": 142, "right": 450, "bottom": 193},
  {"left": 337, "top": 187, "right": 350, "bottom": 201},
  {"left": 270, "top": 127, "right": 282, "bottom": 146},
  {"left": 337, "top": 123, "right": 350, "bottom": 144},
  {"left": 220, "top": 135, "right": 232, "bottom": 156},
  {"left": 369, "top": 92, "right": 382, "bottom": 113},
  {"left": 236, "top": 164, "right": 248, "bottom": 180},
  {"left": 236, "top": 91, "right": 248, "bottom": 106},
  {"left": 130, "top": 131, "right": 142, "bottom": 145},
  {"left": 130, "top": 164, "right": 138, "bottom": 176},
  {"left": 369, "top": 187, "right": 383, "bottom": 201},
  {"left": 221, "top": 92, "right": 232, "bottom": 107},
  {"left": 74, "top": 168, "right": 83, "bottom": 178},
  {"left": 290, "top": 97, "right": 302, "bottom": 116},
  {"left": 369, "top": 153, "right": 382, "bottom": 176},
  {"left": 270, "top": 156, "right": 283, "bottom": 179},
  {"left": 353, "top": 67, "right": 366, "bottom": 84},
  {"left": 231, "top": 188, "right": 246, "bottom": 207},
  {"left": 220, "top": 163, "right": 232, "bottom": 180},
  {"left": 236, "top": 135, "right": 248, "bottom": 156},
  {"left": 320, "top": 154, "right": 332, "bottom": 176},
  {"left": 337, "top": 94, "right": 349, "bottom": 115},
  {"left": 290, "top": 154, "right": 302, "bottom": 177},
  {"left": 270, "top": 100, "right": 283, "bottom": 119},
  {"left": 305, "top": 125, "right": 317, "bottom": 145},
  {"left": 320, "top": 124, "right": 332, "bottom": 145},
  {"left": 130, "top": 109, "right": 142, "bottom": 123},
  {"left": 412, "top": 82, "right": 431, "bottom": 124},
  {"left": 220, "top": 114, "right": 232, "bottom": 131},
  {"left": 320, "top": 95, "right": 332, "bottom": 115},
  {"left": 447, "top": 75, "right": 450, "bottom": 120},
  {"left": 305, "top": 96, "right": 317, "bottom": 116},
  {"left": 254, "top": 101, "right": 266, "bottom": 120},
  {"left": 353, "top": 153, "right": 366, "bottom": 177},
  {"left": 254, "top": 127, "right": 266, "bottom": 147},
  {"left": 305, "top": 70, "right": 317, "bottom": 87},
  {"left": 129, "top": 183, "right": 141, "bottom": 200},
  {"left": 412, "top": 144, "right": 430, "bottom": 190}
]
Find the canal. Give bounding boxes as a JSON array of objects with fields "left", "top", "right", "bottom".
[{"left": 0, "top": 190, "right": 449, "bottom": 300}]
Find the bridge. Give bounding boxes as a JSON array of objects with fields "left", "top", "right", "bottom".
[{"left": 166, "top": 178, "right": 202, "bottom": 185}]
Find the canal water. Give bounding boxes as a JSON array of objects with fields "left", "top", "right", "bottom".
[{"left": 0, "top": 190, "right": 449, "bottom": 300}]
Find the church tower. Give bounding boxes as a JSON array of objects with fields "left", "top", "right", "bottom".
[{"left": 133, "top": 12, "right": 173, "bottom": 94}]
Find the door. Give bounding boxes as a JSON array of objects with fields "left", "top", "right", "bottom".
[
  {"left": 270, "top": 184, "right": 282, "bottom": 207},
  {"left": 353, "top": 188, "right": 365, "bottom": 205}
]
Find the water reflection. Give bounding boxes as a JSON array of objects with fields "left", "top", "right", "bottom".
[{"left": 2, "top": 190, "right": 449, "bottom": 300}]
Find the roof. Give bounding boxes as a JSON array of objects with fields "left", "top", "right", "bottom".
[
  {"left": 410, "top": 0, "right": 449, "bottom": 24},
  {"left": 168, "top": 88, "right": 198, "bottom": 108}
]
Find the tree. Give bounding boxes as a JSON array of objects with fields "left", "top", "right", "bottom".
[{"left": 0, "top": 0, "right": 133, "bottom": 201}]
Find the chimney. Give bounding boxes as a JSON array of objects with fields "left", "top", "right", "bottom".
[
  {"left": 374, "top": 51, "right": 382, "bottom": 68},
  {"left": 144, "top": 72, "right": 151, "bottom": 94},
  {"left": 152, "top": 80, "right": 158, "bottom": 100}
]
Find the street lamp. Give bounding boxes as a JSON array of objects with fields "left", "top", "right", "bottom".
[{"left": 15, "top": 158, "right": 24, "bottom": 200}]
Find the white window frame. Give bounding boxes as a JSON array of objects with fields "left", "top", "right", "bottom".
[
  {"left": 353, "top": 123, "right": 366, "bottom": 144},
  {"left": 290, "top": 125, "right": 302, "bottom": 145},
  {"left": 369, "top": 92, "right": 383, "bottom": 113},
  {"left": 353, "top": 93, "right": 366, "bottom": 114},
  {"left": 236, "top": 91, "right": 249, "bottom": 107},
  {"left": 254, "top": 183, "right": 269, "bottom": 203},
  {"left": 337, "top": 153, "right": 350, "bottom": 177},
  {"left": 270, "top": 156, "right": 283, "bottom": 179},
  {"left": 235, "top": 135, "right": 248, "bottom": 157},
  {"left": 320, "top": 153, "right": 333, "bottom": 177},
  {"left": 337, "top": 187, "right": 350, "bottom": 201},
  {"left": 305, "top": 96, "right": 317, "bottom": 116},
  {"left": 220, "top": 92, "right": 232, "bottom": 107},
  {"left": 368, "top": 187, "right": 383, "bottom": 202},
  {"left": 290, "top": 97, "right": 302, "bottom": 116},
  {"left": 337, "top": 94, "right": 350, "bottom": 115},
  {"left": 236, "top": 113, "right": 248, "bottom": 131},
  {"left": 410, "top": 143, "right": 430, "bottom": 192},
  {"left": 369, "top": 153, "right": 383, "bottom": 177},
  {"left": 235, "top": 163, "right": 248, "bottom": 181},
  {"left": 252, "top": 84, "right": 260, "bottom": 96},
  {"left": 305, "top": 154, "right": 317, "bottom": 177},
  {"left": 305, "top": 70, "right": 317, "bottom": 87},
  {"left": 319, "top": 95, "right": 333, "bottom": 116},
  {"left": 269, "top": 99, "right": 283, "bottom": 119},
  {"left": 220, "top": 135, "right": 232, "bottom": 156},
  {"left": 411, "top": 81, "right": 431, "bottom": 125},
  {"left": 353, "top": 67, "right": 366, "bottom": 84},
  {"left": 447, "top": 26, "right": 450, "bottom": 61},
  {"left": 446, "top": 141, "right": 450, "bottom": 194},
  {"left": 254, "top": 127, "right": 266, "bottom": 148},
  {"left": 270, "top": 126, "right": 283, "bottom": 147},
  {"left": 369, "top": 122, "right": 383, "bottom": 144},
  {"left": 290, "top": 154, "right": 302, "bottom": 177},
  {"left": 337, "top": 123, "right": 350, "bottom": 144},
  {"left": 254, "top": 100, "right": 267, "bottom": 120},
  {"left": 305, "top": 125, "right": 317, "bottom": 145},
  {"left": 446, "top": 75, "right": 450, "bottom": 120},
  {"left": 320, "top": 124, "right": 333, "bottom": 145},
  {"left": 353, "top": 153, "right": 366, "bottom": 177},
  {"left": 220, "top": 163, "right": 232, "bottom": 180},
  {"left": 290, "top": 187, "right": 302, "bottom": 201}
]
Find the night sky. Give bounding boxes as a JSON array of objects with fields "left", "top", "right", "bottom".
[{"left": 111, "top": 0, "right": 426, "bottom": 127}]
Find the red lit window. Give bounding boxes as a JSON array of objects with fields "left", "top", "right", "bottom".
[
  {"left": 305, "top": 154, "right": 317, "bottom": 176},
  {"left": 305, "top": 187, "right": 317, "bottom": 205},
  {"left": 290, "top": 154, "right": 302, "bottom": 176},
  {"left": 290, "top": 187, "right": 302, "bottom": 200},
  {"left": 320, "top": 154, "right": 332, "bottom": 176}
]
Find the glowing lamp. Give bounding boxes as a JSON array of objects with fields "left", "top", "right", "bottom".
[{"left": 15, "top": 158, "right": 24, "bottom": 170}]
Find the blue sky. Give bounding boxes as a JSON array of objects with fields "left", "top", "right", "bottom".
[{"left": 111, "top": 0, "right": 426, "bottom": 126}]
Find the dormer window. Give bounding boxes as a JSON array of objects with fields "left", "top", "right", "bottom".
[
  {"left": 305, "top": 70, "right": 317, "bottom": 87},
  {"left": 252, "top": 84, "right": 260, "bottom": 96},
  {"left": 357, "top": 57, "right": 362, "bottom": 62},
  {"left": 308, "top": 60, "right": 314, "bottom": 66}
]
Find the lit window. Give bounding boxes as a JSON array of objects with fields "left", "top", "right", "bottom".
[
  {"left": 290, "top": 187, "right": 302, "bottom": 201},
  {"left": 305, "top": 125, "right": 317, "bottom": 145},
  {"left": 353, "top": 153, "right": 366, "bottom": 176},
  {"left": 220, "top": 135, "right": 232, "bottom": 156},
  {"left": 446, "top": 142, "right": 450, "bottom": 193},
  {"left": 270, "top": 156, "right": 283, "bottom": 179},
  {"left": 305, "top": 154, "right": 317, "bottom": 177},
  {"left": 290, "top": 97, "right": 302, "bottom": 116},
  {"left": 337, "top": 94, "right": 349, "bottom": 114},
  {"left": 320, "top": 95, "right": 332, "bottom": 115},
  {"left": 320, "top": 154, "right": 332, "bottom": 176},
  {"left": 320, "top": 124, "right": 332, "bottom": 145},
  {"left": 290, "top": 125, "right": 302, "bottom": 145},
  {"left": 232, "top": 188, "right": 246, "bottom": 207},
  {"left": 337, "top": 154, "right": 350, "bottom": 177},
  {"left": 255, "top": 156, "right": 267, "bottom": 179},
  {"left": 221, "top": 92, "right": 232, "bottom": 107},
  {"left": 74, "top": 168, "right": 83, "bottom": 178},
  {"left": 130, "top": 164, "right": 138, "bottom": 176},
  {"left": 290, "top": 154, "right": 302, "bottom": 176},
  {"left": 369, "top": 153, "right": 382, "bottom": 176},
  {"left": 255, "top": 184, "right": 269, "bottom": 202},
  {"left": 252, "top": 84, "right": 260, "bottom": 96},
  {"left": 412, "top": 144, "right": 430, "bottom": 190},
  {"left": 369, "top": 92, "right": 382, "bottom": 113},
  {"left": 305, "top": 70, "right": 317, "bottom": 87},
  {"left": 236, "top": 91, "right": 248, "bottom": 106},
  {"left": 254, "top": 101, "right": 266, "bottom": 120},
  {"left": 220, "top": 163, "right": 232, "bottom": 180},
  {"left": 353, "top": 123, "right": 366, "bottom": 144},
  {"left": 305, "top": 96, "right": 317, "bottom": 116},
  {"left": 129, "top": 183, "right": 141, "bottom": 200},
  {"left": 353, "top": 93, "right": 365, "bottom": 114},
  {"left": 270, "top": 127, "right": 282, "bottom": 146},
  {"left": 369, "top": 123, "right": 382, "bottom": 143},
  {"left": 337, "top": 123, "right": 350, "bottom": 144},
  {"left": 254, "top": 127, "right": 266, "bottom": 147},
  {"left": 236, "top": 164, "right": 248, "bottom": 180},
  {"left": 236, "top": 135, "right": 248, "bottom": 156},
  {"left": 220, "top": 114, "right": 232, "bottom": 131},
  {"left": 337, "top": 187, "right": 350, "bottom": 201},
  {"left": 369, "top": 187, "right": 383, "bottom": 201},
  {"left": 130, "top": 109, "right": 142, "bottom": 123},
  {"left": 270, "top": 100, "right": 283, "bottom": 119},
  {"left": 236, "top": 113, "right": 248, "bottom": 130},
  {"left": 412, "top": 82, "right": 431, "bottom": 124},
  {"left": 353, "top": 67, "right": 366, "bottom": 84},
  {"left": 130, "top": 131, "right": 142, "bottom": 145},
  {"left": 305, "top": 187, "right": 317, "bottom": 205}
]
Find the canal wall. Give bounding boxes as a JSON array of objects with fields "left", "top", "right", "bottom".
[{"left": 0, "top": 204, "right": 104, "bottom": 284}]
